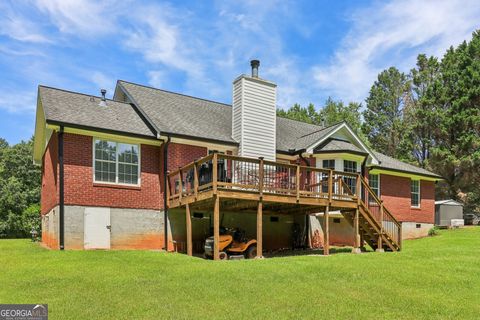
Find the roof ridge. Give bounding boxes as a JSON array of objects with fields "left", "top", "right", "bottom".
[
  {"left": 297, "top": 121, "right": 344, "bottom": 138},
  {"left": 39, "top": 85, "right": 129, "bottom": 104},
  {"left": 118, "top": 80, "right": 232, "bottom": 108}
]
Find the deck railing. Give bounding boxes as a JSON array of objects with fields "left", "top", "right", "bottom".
[
  {"left": 167, "top": 153, "right": 401, "bottom": 248},
  {"left": 167, "top": 153, "right": 359, "bottom": 205}
]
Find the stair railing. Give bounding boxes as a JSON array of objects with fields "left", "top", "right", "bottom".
[{"left": 358, "top": 175, "right": 402, "bottom": 249}]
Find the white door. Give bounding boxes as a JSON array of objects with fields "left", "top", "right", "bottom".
[{"left": 84, "top": 208, "right": 111, "bottom": 249}]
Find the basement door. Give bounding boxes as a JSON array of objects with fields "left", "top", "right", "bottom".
[{"left": 84, "top": 208, "right": 111, "bottom": 249}]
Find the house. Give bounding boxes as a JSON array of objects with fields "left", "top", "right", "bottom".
[{"left": 33, "top": 60, "right": 442, "bottom": 257}]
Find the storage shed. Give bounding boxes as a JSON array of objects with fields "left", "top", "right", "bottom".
[{"left": 435, "top": 200, "right": 464, "bottom": 227}]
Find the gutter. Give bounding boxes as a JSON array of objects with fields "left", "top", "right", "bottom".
[
  {"left": 367, "top": 165, "right": 444, "bottom": 180},
  {"left": 163, "top": 136, "right": 171, "bottom": 251},
  {"left": 58, "top": 126, "right": 65, "bottom": 250}
]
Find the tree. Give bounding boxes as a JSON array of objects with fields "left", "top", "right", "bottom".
[
  {"left": 0, "top": 137, "right": 41, "bottom": 238},
  {"left": 430, "top": 32, "right": 480, "bottom": 205},
  {"left": 362, "top": 67, "right": 411, "bottom": 160},
  {"left": 277, "top": 103, "right": 320, "bottom": 125},
  {"left": 404, "top": 54, "right": 441, "bottom": 168},
  {"left": 320, "top": 98, "right": 365, "bottom": 138}
]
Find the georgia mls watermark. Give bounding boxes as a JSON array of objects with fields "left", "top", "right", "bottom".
[{"left": 0, "top": 304, "right": 48, "bottom": 320}]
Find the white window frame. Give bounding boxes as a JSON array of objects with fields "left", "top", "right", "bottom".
[
  {"left": 411, "top": 179, "right": 420, "bottom": 208},
  {"left": 93, "top": 138, "right": 141, "bottom": 186},
  {"left": 369, "top": 173, "right": 380, "bottom": 197}
]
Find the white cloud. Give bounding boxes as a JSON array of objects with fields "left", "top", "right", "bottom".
[
  {"left": 312, "top": 0, "right": 480, "bottom": 103},
  {"left": 0, "top": 3, "right": 51, "bottom": 43},
  {"left": 34, "top": 0, "right": 122, "bottom": 37},
  {"left": 0, "top": 90, "right": 37, "bottom": 113}
]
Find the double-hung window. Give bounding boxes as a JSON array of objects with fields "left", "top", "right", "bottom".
[
  {"left": 321, "top": 159, "right": 335, "bottom": 193},
  {"left": 94, "top": 139, "right": 140, "bottom": 185},
  {"left": 411, "top": 180, "right": 420, "bottom": 207},
  {"left": 368, "top": 174, "right": 380, "bottom": 197},
  {"left": 343, "top": 160, "right": 357, "bottom": 194}
]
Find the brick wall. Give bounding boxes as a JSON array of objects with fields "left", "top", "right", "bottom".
[
  {"left": 379, "top": 174, "right": 435, "bottom": 224},
  {"left": 41, "top": 132, "right": 59, "bottom": 215},
  {"left": 167, "top": 142, "right": 207, "bottom": 171},
  {"left": 62, "top": 133, "right": 162, "bottom": 210}
]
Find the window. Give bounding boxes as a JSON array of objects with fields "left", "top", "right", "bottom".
[
  {"left": 322, "top": 159, "right": 335, "bottom": 170},
  {"left": 343, "top": 160, "right": 357, "bottom": 173},
  {"left": 369, "top": 174, "right": 380, "bottom": 197},
  {"left": 94, "top": 139, "right": 140, "bottom": 185},
  {"left": 411, "top": 180, "right": 420, "bottom": 207},
  {"left": 343, "top": 160, "right": 357, "bottom": 194},
  {"left": 321, "top": 160, "right": 335, "bottom": 193}
]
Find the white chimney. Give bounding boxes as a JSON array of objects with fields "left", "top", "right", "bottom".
[{"left": 232, "top": 60, "right": 277, "bottom": 161}]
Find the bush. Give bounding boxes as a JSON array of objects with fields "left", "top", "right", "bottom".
[{"left": 428, "top": 227, "right": 438, "bottom": 236}]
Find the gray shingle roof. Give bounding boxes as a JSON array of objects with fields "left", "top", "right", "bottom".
[
  {"left": 315, "top": 138, "right": 365, "bottom": 154},
  {"left": 39, "top": 86, "right": 156, "bottom": 138},
  {"left": 372, "top": 151, "right": 442, "bottom": 178},
  {"left": 117, "top": 80, "right": 336, "bottom": 150}
]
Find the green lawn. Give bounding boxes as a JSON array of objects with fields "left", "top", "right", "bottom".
[{"left": 1, "top": 228, "right": 479, "bottom": 319}]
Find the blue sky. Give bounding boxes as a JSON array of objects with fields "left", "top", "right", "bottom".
[{"left": 1, "top": 0, "right": 479, "bottom": 144}]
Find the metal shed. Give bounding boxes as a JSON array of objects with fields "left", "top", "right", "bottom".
[{"left": 435, "top": 200, "right": 464, "bottom": 227}]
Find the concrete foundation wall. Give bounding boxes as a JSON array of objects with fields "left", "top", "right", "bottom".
[
  {"left": 309, "top": 214, "right": 355, "bottom": 248},
  {"left": 42, "top": 206, "right": 59, "bottom": 249},
  {"left": 43, "top": 205, "right": 166, "bottom": 250},
  {"left": 402, "top": 222, "right": 433, "bottom": 239}
]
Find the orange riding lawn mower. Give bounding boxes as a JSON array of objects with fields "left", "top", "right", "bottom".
[{"left": 204, "top": 226, "right": 257, "bottom": 260}]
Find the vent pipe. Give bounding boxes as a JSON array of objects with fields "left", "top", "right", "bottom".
[
  {"left": 99, "top": 89, "right": 107, "bottom": 107},
  {"left": 250, "top": 59, "right": 260, "bottom": 78}
]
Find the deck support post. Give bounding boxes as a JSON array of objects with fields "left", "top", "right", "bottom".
[
  {"left": 213, "top": 195, "right": 220, "bottom": 260},
  {"left": 323, "top": 205, "right": 330, "bottom": 255},
  {"left": 186, "top": 203, "right": 192, "bottom": 256},
  {"left": 352, "top": 208, "right": 361, "bottom": 254},
  {"left": 376, "top": 201, "right": 385, "bottom": 252},
  {"left": 256, "top": 200, "right": 263, "bottom": 258}
]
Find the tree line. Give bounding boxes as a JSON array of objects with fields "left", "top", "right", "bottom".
[
  {"left": 278, "top": 30, "right": 480, "bottom": 215},
  {"left": 0, "top": 138, "right": 41, "bottom": 238}
]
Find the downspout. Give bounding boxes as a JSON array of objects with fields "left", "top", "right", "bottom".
[
  {"left": 58, "top": 126, "right": 65, "bottom": 250},
  {"left": 293, "top": 149, "right": 310, "bottom": 249},
  {"left": 163, "top": 136, "right": 171, "bottom": 251}
]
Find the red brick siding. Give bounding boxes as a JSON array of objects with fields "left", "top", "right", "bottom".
[
  {"left": 167, "top": 142, "right": 207, "bottom": 171},
  {"left": 379, "top": 174, "right": 435, "bottom": 223},
  {"left": 62, "top": 133, "right": 162, "bottom": 210},
  {"left": 41, "top": 132, "right": 59, "bottom": 215}
]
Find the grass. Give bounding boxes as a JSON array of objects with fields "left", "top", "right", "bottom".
[{"left": 1, "top": 228, "right": 480, "bottom": 319}]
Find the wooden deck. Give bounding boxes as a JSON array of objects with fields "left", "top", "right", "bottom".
[{"left": 167, "top": 153, "right": 402, "bottom": 259}]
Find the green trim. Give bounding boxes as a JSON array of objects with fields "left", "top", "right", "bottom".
[{"left": 368, "top": 166, "right": 442, "bottom": 181}]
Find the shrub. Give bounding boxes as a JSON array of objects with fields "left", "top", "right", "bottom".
[{"left": 428, "top": 227, "right": 438, "bottom": 236}]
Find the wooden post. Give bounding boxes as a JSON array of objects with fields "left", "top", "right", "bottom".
[
  {"left": 258, "top": 157, "right": 264, "bottom": 197},
  {"left": 352, "top": 208, "right": 361, "bottom": 254},
  {"left": 376, "top": 201, "right": 385, "bottom": 252},
  {"left": 178, "top": 168, "right": 183, "bottom": 203},
  {"left": 323, "top": 205, "right": 330, "bottom": 255},
  {"left": 186, "top": 203, "right": 192, "bottom": 256},
  {"left": 256, "top": 200, "right": 263, "bottom": 258},
  {"left": 213, "top": 195, "right": 220, "bottom": 260},
  {"left": 356, "top": 173, "right": 361, "bottom": 199},
  {"left": 328, "top": 170, "right": 333, "bottom": 203},
  {"left": 193, "top": 161, "right": 199, "bottom": 199},
  {"left": 296, "top": 165, "right": 300, "bottom": 202},
  {"left": 212, "top": 153, "right": 218, "bottom": 194},
  {"left": 399, "top": 222, "right": 403, "bottom": 251}
]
